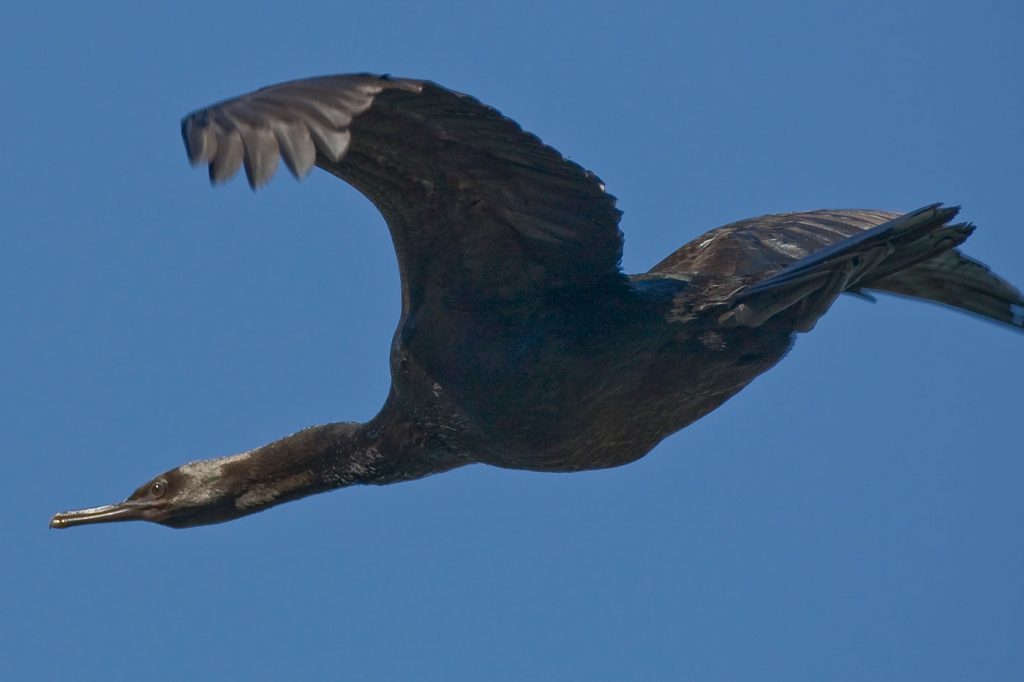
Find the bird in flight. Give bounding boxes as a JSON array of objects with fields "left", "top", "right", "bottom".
[{"left": 51, "top": 74, "right": 1023, "bottom": 529}]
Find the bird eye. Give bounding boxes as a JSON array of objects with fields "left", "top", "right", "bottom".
[{"left": 150, "top": 480, "right": 167, "bottom": 498}]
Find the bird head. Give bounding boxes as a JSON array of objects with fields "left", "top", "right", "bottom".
[
  {"left": 50, "top": 423, "right": 367, "bottom": 530},
  {"left": 49, "top": 455, "right": 262, "bottom": 529}
]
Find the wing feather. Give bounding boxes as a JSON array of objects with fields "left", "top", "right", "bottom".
[
  {"left": 181, "top": 74, "right": 625, "bottom": 310},
  {"left": 653, "top": 208, "right": 1023, "bottom": 330}
]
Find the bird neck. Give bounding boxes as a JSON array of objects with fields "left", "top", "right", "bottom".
[
  {"left": 211, "top": 417, "right": 464, "bottom": 516},
  {"left": 237, "top": 422, "right": 375, "bottom": 497}
]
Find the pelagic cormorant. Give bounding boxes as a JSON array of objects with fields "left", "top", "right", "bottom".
[{"left": 50, "top": 74, "right": 1023, "bottom": 529}]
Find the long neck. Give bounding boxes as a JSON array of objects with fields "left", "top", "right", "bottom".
[{"left": 209, "top": 416, "right": 467, "bottom": 517}]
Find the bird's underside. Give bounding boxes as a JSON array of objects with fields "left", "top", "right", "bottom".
[{"left": 50, "top": 73, "right": 1022, "bottom": 529}]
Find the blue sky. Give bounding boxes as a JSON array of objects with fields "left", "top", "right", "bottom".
[{"left": 3, "top": 1, "right": 1022, "bottom": 680}]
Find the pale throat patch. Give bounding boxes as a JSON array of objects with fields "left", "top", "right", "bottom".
[
  {"left": 178, "top": 448, "right": 317, "bottom": 511},
  {"left": 176, "top": 450, "right": 253, "bottom": 506}
]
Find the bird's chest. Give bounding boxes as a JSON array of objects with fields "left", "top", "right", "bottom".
[
  {"left": 391, "top": 296, "right": 791, "bottom": 472},
  {"left": 390, "top": 298, "right": 646, "bottom": 461}
]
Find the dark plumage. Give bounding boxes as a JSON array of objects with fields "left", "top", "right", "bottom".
[{"left": 50, "top": 74, "right": 1023, "bottom": 530}]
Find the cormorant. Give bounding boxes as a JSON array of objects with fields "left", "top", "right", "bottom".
[{"left": 50, "top": 74, "right": 1023, "bottom": 529}]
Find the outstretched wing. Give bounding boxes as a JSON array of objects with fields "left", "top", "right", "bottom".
[
  {"left": 653, "top": 208, "right": 1024, "bottom": 330},
  {"left": 652, "top": 209, "right": 901, "bottom": 281},
  {"left": 181, "top": 74, "right": 626, "bottom": 314}
]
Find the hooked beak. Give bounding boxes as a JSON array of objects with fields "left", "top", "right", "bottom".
[{"left": 50, "top": 501, "right": 148, "bottom": 529}]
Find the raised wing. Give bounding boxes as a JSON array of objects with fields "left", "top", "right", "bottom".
[
  {"left": 181, "top": 74, "right": 626, "bottom": 313},
  {"left": 653, "top": 208, "right": 1024, "bottom": 330}
]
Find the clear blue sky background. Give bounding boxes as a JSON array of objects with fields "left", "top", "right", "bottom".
[{"left": 3, "top": 2, "right": 1022, "bottom": 680}]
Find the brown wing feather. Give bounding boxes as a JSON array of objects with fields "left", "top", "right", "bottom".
[
  {"left": 651, "top": 209, "right": 896, "bottom": 280},
  {"left": 653, "top": 208, "right": 1024, "bottom": 330},
  {"left": 871, "top": 251, "right": 1024, "bottom": 328},
  {"left": 181, "top": 74, "right": 625, "bottom": 312}
]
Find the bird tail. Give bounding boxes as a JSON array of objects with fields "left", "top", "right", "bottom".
[{"left": 720, "top": 204, "right": 1024, "bottom": 332}]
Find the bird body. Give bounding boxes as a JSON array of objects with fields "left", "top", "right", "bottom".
[{"left": 50, "top": 74, "right": 1023, "bottom": 529}]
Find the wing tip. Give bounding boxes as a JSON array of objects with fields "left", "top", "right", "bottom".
[
  {"left": 180, "top": 74, "right": 407, "bottom": 189},
  {"left": 1010, "top": 302, "right": 1024, "bottom": 329}
]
